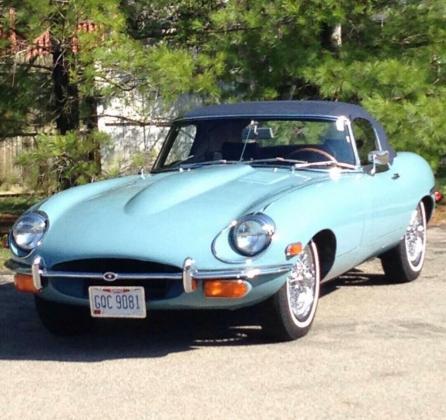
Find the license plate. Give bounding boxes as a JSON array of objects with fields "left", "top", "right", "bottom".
[{"left": 88, "top": 286, "right": 146, "bottom": 318}]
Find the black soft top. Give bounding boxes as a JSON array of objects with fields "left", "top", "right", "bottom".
[{"left": 180, "top": 100, "right": 394, "bottom": 159}]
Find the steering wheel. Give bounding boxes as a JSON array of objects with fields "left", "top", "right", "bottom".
[{"left": 288, "top": 147, "right": 338, "bottom": 163}]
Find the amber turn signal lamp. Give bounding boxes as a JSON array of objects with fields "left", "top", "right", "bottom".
[
  {"left": 203, "top": 280, "right": 250, "bottom": 298},
  {"left": 191, "top": 278, "right": 198, "bottom": 291},
  {"left": 285, "top": 242, "right": 303, "bottom": 257},
  {"left": 14, "top": 274, "right": 39, "bottom": 293}
]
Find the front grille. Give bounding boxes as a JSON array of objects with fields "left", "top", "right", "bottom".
[
  {"left": 52, "top": 258, "right": 180, "bottom": 274},
  {"left": 48, "top": 258, "right": 182, "bottom": 300}
]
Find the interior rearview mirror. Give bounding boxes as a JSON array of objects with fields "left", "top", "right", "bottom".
[{"left": 242, "top": 126, "right": 274, "bottom": 140}]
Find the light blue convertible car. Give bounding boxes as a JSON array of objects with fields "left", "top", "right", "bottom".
[{"left": 8, "top": 101, "right": 435, "bottom": 340}]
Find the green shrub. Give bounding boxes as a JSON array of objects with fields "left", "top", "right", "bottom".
[{"left": 16, "top": 131, "right": 110, "bottom": 194}]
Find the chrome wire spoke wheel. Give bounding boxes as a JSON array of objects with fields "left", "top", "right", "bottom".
[
  {"left": 381, "top": 200, "right": 429, "bottom": 283},
  {"left": 286, "top": 241, "right": 320, "bottom": 328},
  {"left": 404, "top": 202, "right": 426, "bottom": 272},
  {"left": 260, "top": 239, "right": 321, "bottom": 341}
]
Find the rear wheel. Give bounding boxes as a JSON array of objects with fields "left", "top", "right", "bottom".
[
  {"left": 261, "top": 241, "right": 320, "bottom": 341},
  {"left": 35, "top": 296, "right": 92, "bottom": 336},
  {"left": 381, "top": 201, "right": 427, "bottom": 283}
]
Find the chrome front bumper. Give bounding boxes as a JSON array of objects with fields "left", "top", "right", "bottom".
[{"left": 10, "top": 256, "right": 294, "bottom": 294}]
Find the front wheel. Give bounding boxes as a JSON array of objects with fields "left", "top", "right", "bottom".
[
  {"left": 381, "top": 201, "right": 427, "bottom": 283},
  {"left": 35, "top": 296, "right": 93, "bottom": 336},
  {"left": 261, "top": 241, "right": 320, "bottom": 341}
]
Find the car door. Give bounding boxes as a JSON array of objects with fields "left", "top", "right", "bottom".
[{"left": 351, "top": 118, "right": 407, "bottom": 252}]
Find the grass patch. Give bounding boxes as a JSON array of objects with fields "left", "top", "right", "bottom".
[
  {"left": 0, "top": 195, "right": 42, "bottom": 215},
  {"left": 0, "top": 247, "right": 11, "bottom": 273}
]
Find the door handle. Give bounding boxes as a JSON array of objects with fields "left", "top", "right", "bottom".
[{"left": 392, "top": 173, "right": 400, "bottom": 180}]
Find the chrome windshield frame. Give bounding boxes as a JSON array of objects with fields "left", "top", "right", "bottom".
[{"left": 152, "top": 115, "right": 362, "bottom": 172}]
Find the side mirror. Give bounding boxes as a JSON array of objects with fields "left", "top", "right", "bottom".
[{"left": 368, "top": 150, "right": 390, "bottom": 175}]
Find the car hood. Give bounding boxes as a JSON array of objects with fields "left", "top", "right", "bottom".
[{"left": 37, "top": 164, "right": 328, "bottom": 268}]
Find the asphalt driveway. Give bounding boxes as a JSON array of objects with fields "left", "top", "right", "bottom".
[{"left": 0, "top": 227, "right": 445, "bottom": 419}]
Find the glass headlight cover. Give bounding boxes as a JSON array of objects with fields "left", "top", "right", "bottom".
[
  {"left": 12, "top": 212, "right": 48, "bottom": 251},
  {"left": 230, "top": 214, "right": 275, "bottom": 256}
]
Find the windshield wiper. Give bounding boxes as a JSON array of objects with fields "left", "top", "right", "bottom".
[
  {"left": 179, "top": 159, "right": 239, "bottom": 169},
  {"left": 153, "top": 159, "right": 239, "bottom": 173},
  {"left": 249, "top": 157, "right": 306, "bottom": 166},
  {"left": 294, "top": 160, "right": 357, "bottom": 170}
]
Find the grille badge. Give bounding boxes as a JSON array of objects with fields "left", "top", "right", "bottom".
[{"left": 103, "top": 272, "right": 118, "bottom": 282}]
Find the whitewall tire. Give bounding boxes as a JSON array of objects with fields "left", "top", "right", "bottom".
[
  {"left": 381, "top": 201, "right": 427, "bottom": 283},
  {"left": 261, "top": 241, "right": 320, "bottom": 341}
]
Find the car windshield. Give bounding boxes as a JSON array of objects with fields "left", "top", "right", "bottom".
[{"left": 154, "top": 117, "right": 357, "bottom": 171}]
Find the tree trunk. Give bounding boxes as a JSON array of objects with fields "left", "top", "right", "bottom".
[
  {"left": 84, "top": 95, "right": 102, "bottom": 175},
  {"left": 321, "top": 23, "right": 342, "bottom": 51},
  {"left": 52, "top": 46, "right": 79, "bottom": 134},
  {"left": 52, "top": 45, "right": 81, "bottom": 189}
]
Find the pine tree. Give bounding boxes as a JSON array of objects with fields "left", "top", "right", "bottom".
[{"left": 1, "top": 0, "right": 445, "bottom": 173}]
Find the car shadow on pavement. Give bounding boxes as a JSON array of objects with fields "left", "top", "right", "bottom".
[
  {"left": 0, "top": 267, "right": 389, "bottom": 362},
  {"left": 0, "top": 280, "right": 270, "bottom": 362},
  {"left": 320, "top": 268, "right": 392, "bottom": 298}
]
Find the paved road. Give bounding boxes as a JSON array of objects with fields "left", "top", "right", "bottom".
[{"left": 1, "top": 227, "right": 445, "bottom": 419}]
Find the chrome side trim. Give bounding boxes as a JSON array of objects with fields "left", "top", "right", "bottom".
[{"left": 193, "top": 264, "right": 292, "bottom": 279}]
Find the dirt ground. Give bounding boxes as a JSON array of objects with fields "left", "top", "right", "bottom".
[{"left": 431, "top": 203, "right": 446, "bottom": 225}]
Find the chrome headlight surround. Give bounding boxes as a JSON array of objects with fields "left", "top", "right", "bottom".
[
  {"left": 10, "top": 211, "right": 48, "bottom": 255},
  {"left": 230, "top": 213, "right": 275, "bottom": 257}
]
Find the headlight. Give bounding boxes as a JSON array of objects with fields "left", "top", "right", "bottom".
[
  {"left": 230, "top": 214, "right": 275, "bottom": 256},
  {"left": 12, "top": 212, "right": 48, "bottom": 251}
]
